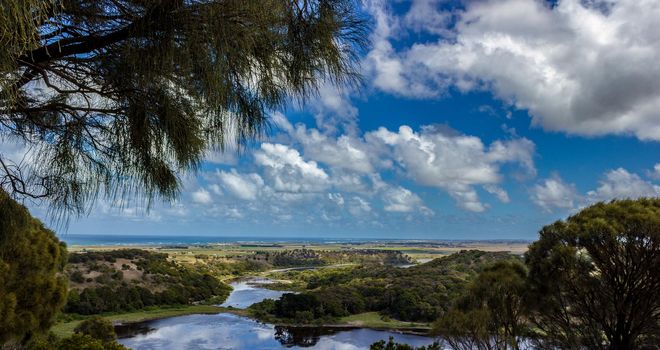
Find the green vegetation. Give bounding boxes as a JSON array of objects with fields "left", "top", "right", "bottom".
[
  {"left": 29, "top": 317, "right": 128, "bottom": 350},
  {"left": 244, "top": 249, "right": 412, "bottom": 267},
  {"left": 433, "top": 261, "right": 528, "bottom": 350},
  {"left": 51, "top": 305, "right": 229, "bottom": 338},
  {"left": 0, "top": 190, "right": 68, "bottom": 346},
  {"left": 425, "top": 199, "right": 660, "bottom": 350},
  {"left": 338, "top": 312, "right": 430, "bottom": 330},
  {"left": 28, "top": 334, "right": 128, "bottom": 350},
  {"left": 250, "top": 250, "right": 518, "bottom": 324},
  {"left": 73, "top": 317, "right": 117, "bottom": 344},
  {"left": 3, "top": 198, "right": 659, "bottom": 349},
  {"left": 525, "top": 198, "right": 660, "bottom": 349},
  {"left": 369, "top": 337, "right": 441, "bottom": 350},
  {"left": 64, "top": 250, "right": 231, "bottom": 315}
]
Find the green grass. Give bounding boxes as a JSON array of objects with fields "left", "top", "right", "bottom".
[
  {"left": 338, "top": 312, "right": 431, "bottom": 330},
  {"left": 50, "top": 305, "right": 238, "bottom": 338}
]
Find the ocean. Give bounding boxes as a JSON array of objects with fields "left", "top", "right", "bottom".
[{"left": 57, "top": 234, "right": 376, "bottom": 246}]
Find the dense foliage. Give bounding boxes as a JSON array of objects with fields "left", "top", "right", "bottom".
[
  {"left": 27, "top": 319, "right": 128, "bottom": 350},
  {"left": 250, "top": 250, "right": 518, "bottom": 323},
  {"left": 0, "top": 190, "right": 68, "bottom": 346},
  {"left": 65, "top": 250, "right": 231, "bottom": 314},
  {"left": 254, "top": 199, "right": 660, "bottom": 350},
  {"left": 526, "top": 199, "right": 660, "bottom": 349},
  {"left": 433, "top": 261, "right": 528, "bottom": 350},
  {"left": 73, "top": 317, "right": 117, "bottom": 344},
  {"left": 370, "top": 337, "right": 441, "bottom": 350},
  {"left": 243, "top": 248, "right": 412, "bottom": 267},
  {"left": 0, "top": 0, "right": 366, "bottom": 217}
]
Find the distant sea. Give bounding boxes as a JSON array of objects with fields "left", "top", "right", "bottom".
[
  {"left": 57, "top": 234, "right": 530, "bottom": 246},
  {"left": 58, "top": 234, "right": 377, "bottom": 246}
]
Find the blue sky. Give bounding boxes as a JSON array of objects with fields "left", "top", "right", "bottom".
[{"left": 40, "top": 0, "right": 660, "bottom": 240}]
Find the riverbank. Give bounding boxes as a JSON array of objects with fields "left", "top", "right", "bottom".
[
  {"left": 248, "top": 311, "right": 432, "bottom": 335},
  {"left": 50, "top": 305, "right": 249, "bottom": 338},
  {"left": 52, "top": 306, "right": 431, "bottom": 340}
]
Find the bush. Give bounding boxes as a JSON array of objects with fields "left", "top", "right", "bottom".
[
  {"left": 71, "top": 270, "right": 86, "bottom": 283},
  {"left": 0, "top": 190, "right": 68, "bottom": 345},
  {"left": 74, "top": 316, "right": 117, "bottom": 344}
]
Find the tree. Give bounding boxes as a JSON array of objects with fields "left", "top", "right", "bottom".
[
  {"left": 433, "top": 261, "right": 528, "bottom": 350},
  {"left": 0, "top": 189, "right": 68, "bottom": 346},
  {"left": 74, "top": 317, "right": 117, "bottom": 344},
  {"left": 526, "top": 199, "right": 660, "bottom": 350},
  {"left": 369, "top": 337, "right": 441, "bottom": 350},
  {"left": 0, "top": 0, "right": 367, "bottom": 216},
  {"left": 51, "top": 334, "right": 128, "bottom": 350}
]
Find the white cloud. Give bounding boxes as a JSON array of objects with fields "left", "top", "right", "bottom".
[
  {"left": 216, "top": 169, "right": 264, "bottom": 200},
  {"left": 348, "top": 196, "right": 373, "bottom": 217},
  {"left": 382, "top": 186, "right": 433, "bottom": 215},
  {"left": 292, "top": 125, "right": 379, "bottom": 174},
  {"left": 310, "top": 83, "right": 359, "bottom": 134},
  {"left": 254, "top": 143, "right": 329, "bottom": 193},
  {"left": 191, "top": 188, "right": 213, "bottom": 205},
  {"left": 649, "top": 163, "right": 660, "bottom": 180},
  {"left": 328, "top": 193, "right": 345, "bottom": 206},
  {"left": 484, "top": 185, "right": 510, "bottom": 203},
  {"left": 587, "top": 168, "right": 660, "bottom": 201},
  {"left": 366, "top": 125, "right": 535, "bottom": 211},
  {"left": 364, "top": 0, "right": 441, "bottom": 98},
  {"left": 208, "top": 184, "right": 222, "bottom": 195},
  {"left": 367, "top": 0, "right": 660, "bottom": 140},
  {"left": 531, "top": 176, "right": 578, "bottom": 212},
  {"left": 403, "top": 0, "right": 455, "bottom": 36},
  {"left": 204, "top": 149, "right": 238, "bottom": 165}
]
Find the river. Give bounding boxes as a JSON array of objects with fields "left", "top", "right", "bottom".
[{"left": 117, "top": 277, "right": 437, "bottom": 350}]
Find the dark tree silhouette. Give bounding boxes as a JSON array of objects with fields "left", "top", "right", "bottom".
[{"left": 526, "top": 199, "right": 660, "bottom": 350}]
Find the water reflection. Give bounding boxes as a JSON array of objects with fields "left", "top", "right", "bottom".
[
  {"left": 117, "top": 313, "right": 436, "bottom": 350},
  {"left": 220, "top": 278, "right": 288, "bottom": 309},
  {"left": 118, "top": 278, "right": 436, "bottom": 349},
  {"left": 275, "top": 325, "right": 367, "bottom": 347}
]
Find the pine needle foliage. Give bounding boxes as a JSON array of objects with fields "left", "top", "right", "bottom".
[
  {"left": 0, "top": 0, "right": 367, "bottom": 218},
  {"left": 0, "top": 189, "right": 68, "bottom": 345}
]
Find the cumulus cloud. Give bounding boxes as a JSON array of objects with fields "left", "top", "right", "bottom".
[
  {"left": 648, "top": 163, "right": 660, "bottom": 180},
  {"left": 254, "top": 143, "right": 329, "bottom": 193},
  {"left": 366, "top": 125, "right": 534, "bottom": 211},
  {"left": 531, "top": 168, "right": 660, "bottom": 212},
  {"left": 216, "top": 169, "right": 264, "bottom": 200},
  {"left": 191, "top": 188, "right": 213, "bottom": 205},
  {"left": 366, "top": 0, "right": 660, "bottom": 140},
  {"left": 365, "top": 0, "right": 441, "bottom": 98},
  {"left": 403, "top": 0, "right": 455, "bottom": 36},
  {"left": 530, "top": 175, "right": 578, "bottom": 212},
  {"left": 382, "top": 186, "right": 434, "bottom": 215},
  {"left": 292, "top": 124, "right": 381, "bottom": 174},
  {"left": 587, "top": 168, "right": 660, "bottom": 201}
]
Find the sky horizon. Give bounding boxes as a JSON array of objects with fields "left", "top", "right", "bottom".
[{"left": 15, "top": 0, "right": 660, "bottom": 240}]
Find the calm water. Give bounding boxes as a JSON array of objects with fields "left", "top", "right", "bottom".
[
  {"left": 117, "top": 278, "right": 437, "bottom": 350},
  {"left": 220, "top": 278, "right": 288, "bottom": 309},
  {"left": 117, "top": 313, "right": 436, "bottom": 350}
]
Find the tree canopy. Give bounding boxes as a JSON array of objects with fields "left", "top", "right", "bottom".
[
  {"left": 526, "top": 198, "right": 660, "bottom": 349},
  {"left": 0, "top": 0, "right": 367, "bottom": 217},
  {"left": 433, "top": 260, "right": 528, "bottom": 350},
  {"left": 0, "top": 189, "right": 68, "bottom": 345}
]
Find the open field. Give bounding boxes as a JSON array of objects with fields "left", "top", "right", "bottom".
[
  {"left": 68, "top": 240, "right": 530, "bottom": 263},
  {"left": 337, "top": 312, "right": 431, "bottom": 331}
]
